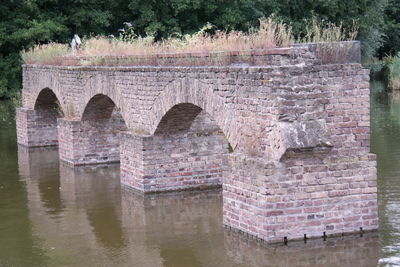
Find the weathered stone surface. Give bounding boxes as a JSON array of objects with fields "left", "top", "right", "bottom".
[
  {"left": 272, "top": 120, "right": 333, "bottom": 159},
  {"left": 120, "top": 109, "right": 229, "bottom": 193},
  {"left": 16, "top": 88, "right": 62, "bottom": 147},
  {"left": 16, "top": 41, "right": 378, "bottom": 242},
  {"left": 58, "top": 105, "right": 128, "bottom": 165}
]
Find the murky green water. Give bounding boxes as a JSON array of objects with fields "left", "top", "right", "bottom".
[
  {"left": 371, "top": 81, "right": 400, "bottom": 266},
  {"left": 0, "top": 81, "right": 398, "bottom": 266}
]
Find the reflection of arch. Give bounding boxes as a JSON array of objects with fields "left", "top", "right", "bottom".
[
  {"left": 149, "top": 79, "right": 239, "bottom": 149},
  {"left": 35, "top": 149, "right": 65, "bottom": 215},
  {"left": 86, "top": 205, "right": 125, "bottom": 249},
  {"left": 18, "top": 146, "right": 65, "bottom": 215}
]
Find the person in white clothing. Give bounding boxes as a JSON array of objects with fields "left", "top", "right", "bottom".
[{"left": 71, "top": 34, "right": 81, "bottom": 51}]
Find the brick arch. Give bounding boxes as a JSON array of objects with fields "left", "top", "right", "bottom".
[
  {"left": 80, "top": 93, "right": 128, "bottom": 126},
  {"left": 154, "top": 103, "right": 203, "bottom": 135},
  {"left": 30, "top": 87, "right": 66, "bottom": 113},
  {"left": 148, "top": 78, "right": 240, "bottom": 149},
  {"left": 60, "top": 93, "right": 129, "bottom": 165},
  {"left": 20, "top": 87, "right": 65, "bottom": 147},
  {"left": 34, "top": 88, "right": 63, "bottom": 112}
]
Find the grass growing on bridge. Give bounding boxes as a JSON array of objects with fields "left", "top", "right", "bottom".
[{"left": 21, "top": 16, "right": 358, "bottom": 65}]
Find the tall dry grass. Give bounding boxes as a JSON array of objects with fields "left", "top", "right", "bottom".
[
  {"left": 300, "top": 17, "right": 358, "bottom": 43},
  {"left": 21, "top": 15, "right": 357, "bottom": 65},
  {"left": 21, "top": 43, "right": 69, "bottom": 65}
]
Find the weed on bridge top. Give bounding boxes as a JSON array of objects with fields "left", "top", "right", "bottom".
[{"left": 21, "top": 16, "right": 357, "bottom": 66}]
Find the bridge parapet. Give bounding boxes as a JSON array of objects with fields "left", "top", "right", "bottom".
[{"left": 34, "top": 41, "right": 361, "bottom": 67}]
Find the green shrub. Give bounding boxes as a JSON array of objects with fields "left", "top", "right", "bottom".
[
  {"left": 11, "top": 91, "right": 22, "bottom": 108},
  {"left": 364, "top": 58, "right": 385, "bottom": 80},
  {"left": 387, "top": 53, "right": 400, "bottom": 90}
]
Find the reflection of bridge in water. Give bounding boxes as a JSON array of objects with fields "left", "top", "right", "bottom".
[{"left": 17, "top": 146, "right": 379, "bottom": 266}]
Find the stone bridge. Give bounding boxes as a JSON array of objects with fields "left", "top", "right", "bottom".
[{"left": 16, "top": 41, "right": 378, "bottom": 242}]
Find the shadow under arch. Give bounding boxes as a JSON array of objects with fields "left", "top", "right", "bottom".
[
  {"left": 155, "top": 103, "right": 204, "bottom": 135},
  {"left": 145, "top": 102, "right": 232, "bottom": 192},
  {"left": 78, "top": 93, "right": 128, "bottom": 164},
  {"left": 82, "top": 94, "right": 123, "bottom": 122},
  {"left": 148, "top": 79, "right": 239, "bottom": 151},
  {"left": 32, "top": 88, "right": 64, "bottom": 146}
]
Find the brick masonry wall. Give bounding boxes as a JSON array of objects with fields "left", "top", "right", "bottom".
[
  {"left": 17, "top": 41, "right": 378, "bottom": 242},
  {"left": 16, "top": 107, "right": 60, "bottom": 147},
  {"left": 121, "top": 109, "right": 230, "bottom": 192},
  {"left": 58, "top": 108, "right": 127, "bottom": 165},
  {"left": 16, "top": 88, "right": 63, "bottom": 147},
  {"left": 223, "top": 64, "right": 377, "bottom": 242},
  {"left": 16, "top": 108, "right": 30, "bottom": 146}
]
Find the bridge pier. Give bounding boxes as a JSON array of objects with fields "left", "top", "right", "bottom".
[
  {"left": 121, "top": 106, "right": 230, "bottom": 193},
  {"left": 16, "top": 107, "right": 60, "bottom": 147},
  {"left": 223, "top": 152, "right": 378, "bottom": 242},
  {"left": 58, "top": 115, "right": 127, "bottom": 165},
  {"left": 16, "top": 87, "right": 63, "bottom": 147},
  {"left": 120, "top": 130, "right": 229, "bottom": 193}
]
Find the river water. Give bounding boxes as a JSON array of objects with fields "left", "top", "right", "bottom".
[{"left": 0, "top": 81, "right": 398, "bottom": 266}]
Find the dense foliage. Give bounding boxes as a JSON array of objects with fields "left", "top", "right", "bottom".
[
  {"left": 0, "top": 0, "right": 396, "bottom": 98},
  {"left": 387, "top": 53, "right": 400, "bottom": 90}
]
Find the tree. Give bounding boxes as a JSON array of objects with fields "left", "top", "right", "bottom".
[
  {"left": 0, "top": 0, "right": 119, "bottom": 98},
  {"left": 380, "top": 0, "right": 400, "bottom": 56},
  {"left": 0, "top": 0, "right": 392, "bottom": 98}
]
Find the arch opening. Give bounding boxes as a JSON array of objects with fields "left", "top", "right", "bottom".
[
  {"left": 77, "top": 94, "right": 128, "bottom": 164},
  {"left": 143, "top": 103, "right": 231, "bottom": 192},
  {"left": 32, "top": 88, "right": 64, "bottom": 146},
  {"left": 154, "top": 103, "right": 203, "bottom": 135},
  {"left": 82, "top": 94, "right": 118, "bottom": 122}
]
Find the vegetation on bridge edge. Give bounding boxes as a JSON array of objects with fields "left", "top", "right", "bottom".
[
  {"left": 21, "top": 16, "right": 357, "bottom": 66},
  {"left": 2, "top": 0, "right": 396, "bottom": 98}
]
